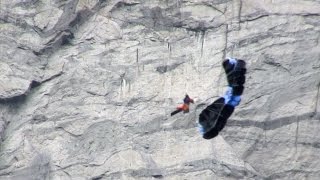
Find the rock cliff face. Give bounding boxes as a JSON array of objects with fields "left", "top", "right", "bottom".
[{"left": 0, "top": 0, "right": 319, "bottom": 179}]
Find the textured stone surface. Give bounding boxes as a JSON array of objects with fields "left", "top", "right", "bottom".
[{"left": 0, "top": 0, "right": 319, "bottom": 179}]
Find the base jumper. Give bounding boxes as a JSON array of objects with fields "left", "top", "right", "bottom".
[{"left": 171, "top": 95, "right": 194, "bottom": 116}]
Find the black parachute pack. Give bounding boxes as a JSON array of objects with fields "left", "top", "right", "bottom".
[
  {"left": 223, "top": 59, "right": 246, "bottom": 95},
  {"left": 198, "top": 58, "right": 246, "bottom": 139}
]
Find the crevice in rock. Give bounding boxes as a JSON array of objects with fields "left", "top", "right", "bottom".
[
  {"left": 55, "top": 127, "right": 81, "bottom": 138},
  {"left": 31, "top": 114, "right": 48, "bottom": 124},
  {"left": 294, "top": 116, "right": 299, "bottom": 154},
  {"left": 122, "top": 158, "right": 260, "bottom": 179},
  {"left": 38, "top": 30, "right": 74, "bottom": 55},
  {"left": 156, "top": 62, "right": 184, "bottom": 74},
  {"left": 0, "top": 153, "right": 51, "bottom": 179},
  {"left": 62, "top": 170, "right": 72, "bottom": 179},
  {"left": 91, "top": 174, "right": 106, "bottom": 180},
  {"left": 215, "top": 61, "right": 225, "bottom": 96},
  {"left": 34, "top": 30, "right": 74, "bottom": 56},
  {"left": 265, "top": 169, "right": 320, "bottom": 180},
  {"left": 43, "top": 0, "right": 80, "bottom": 36},
  {"left": 0, "top": 10, "right": 39, "bottom": 31},
  {"left": 298, "top": 13, "right": 320, "bottom": 17},
  {"left": 42, "top": 71, "right": 64, "bottom": 84},
  {"left": 230, "top": 0, "right": 242, "bottom": 31},
  {"left": 0, "top": 71, "right": 63, "bottom": 104},
  {"left": 240, "top": 14, "right": 269, "bottom": 23},
  {"left": 299, "top": 142, "right": 320, "bottom": 149},
  {"left": 167, "top": 42, "right": 172, "bottom": 57},
  {"left": 34, "top": 0, "right": 108, "bottom": 56},
  {"left": 136, "top": 48, "right": 140, "bottom": 73},
  {"left": 202, "top": 2, "right": 225, "bottom": 14},
  {"left": 53, "top": 162, "right": 88, "bottom": 172},
  {"left": 238, "top": 0, "right": 243, "bottom": 23},
  {"left": 110, "top": 5, "right": 226, "bottom": 33},
  {"left": 126, "top": 95, "right": 157, "bottom": 107},
  {"left": 0, "top": 118, "right": 9, "bottom": 142},
  {"left": 184, "top": 23, "right": 226, "bottom": 34},
  {"left": 222, "top": 24, "right": 229, "bottom": 60},
  {"left": 0, "top": 80, "right": 41, "bottom": 105},
  {"left": 119, "top": 72, "right": 127, "bottom": 98},
  {"left": 0, "top": 93, "right": 28, "bottom": 105},
  {"left": 85, "top": 90, "right": 109, "bottom": 97},
  {"left": 240, "top": 13, "right": 320, "bottom": 23},
  {"left": 133, "top": 111, "right": 317, "bottom": 139},
  {"left": 241, "top": 133, "right": 264, "bottom": 159},
  {"left": 235, "top": 33, "right": 273, "bottom": 49},
  {"left": 227, "top": 112, "right": 317, "bottom": 131},
  {"left": 53, "top": 149, "right": 124, "bottom": 176},
  {"left": 110, "top": 0, "right": 140, "bottom": 12},
  {"left": 314, "top": 82, "right": 320, "bottom": 116},
  {"left": 200, "top": 30, "right": 205, "bottom": 57},
  {"left": 152, "top": 174, "right": 164, "bottom": 178},
  {"left": 227, "top": 27, "right": 316, "bottom": 54},
  {"left": 262, "top": 60, "right": 281, "bottom": 67},
  {"left": 263, "top": 56, "right": 291, "bottom": 75},
  {"left": 242, "top": 92, "right": 270, "bottom": 106}
]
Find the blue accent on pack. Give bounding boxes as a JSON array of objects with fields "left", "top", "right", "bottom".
[
  {"left": 222, "top": 58, "right": 242, "bottom": 107},
  {"left": 224, "top": 86, "right": 241, "bottom": 107},
  {"left": 227, "top": 57, "right": 237, "bottom": 65},
  {"left": 223, "top": 86, "right": 232, "bottom": 103},
  {"left": 228, "top": 95, "right": 241, "bottom": 107},
  {"left": 197, "top": 123, "right": 205, "bottom": 135}
]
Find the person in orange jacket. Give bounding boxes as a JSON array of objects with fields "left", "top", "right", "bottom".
[{"left": 171, "top": 94, "right": 194, "bottom": 116}]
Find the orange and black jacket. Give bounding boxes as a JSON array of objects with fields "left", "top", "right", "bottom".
[{"left": 171, "top": 95, "right": 194, "bottom": 116}]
